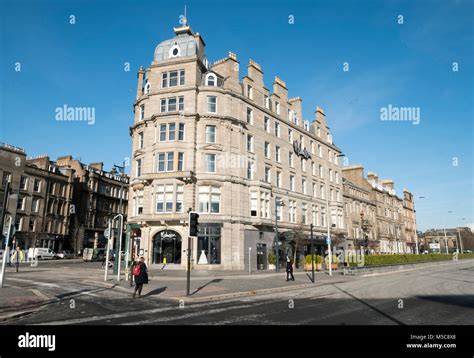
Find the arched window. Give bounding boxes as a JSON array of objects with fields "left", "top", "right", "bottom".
[
  {"left": 144, "top": 81, "right": 151, "bottom": 94},
  {"left": 205, "top": 73, "right": 217, "bottom": 87}
]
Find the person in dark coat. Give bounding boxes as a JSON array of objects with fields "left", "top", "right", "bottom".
[
  {"left": 132, "top": 257, "right": 148, "bottom": 298},
  {"left": 286, "top": 257, "right": 295, "bottom": 281}
]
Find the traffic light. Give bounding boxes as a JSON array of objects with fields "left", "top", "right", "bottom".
[{"left": 189, "top": 212, "right": 199, "bottom": 237}]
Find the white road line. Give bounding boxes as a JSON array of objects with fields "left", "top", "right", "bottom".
[{"left": 6, "top": 278, "right": 60, "bottom": 288}]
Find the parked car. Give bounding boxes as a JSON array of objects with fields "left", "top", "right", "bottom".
[{"left": 55, "top": 250, "right": 74, "bottom": 259}]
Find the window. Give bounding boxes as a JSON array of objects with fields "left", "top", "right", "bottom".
[
  {"left": 29, "top": 218, "right": 36, "bottom": 232},
  {"left": 140, "top": 105, "right": 145, "bottom": 120},
  {"left": 247, "top": 160, "right": 254, "bottom": 180},
  {"left": 290, "top": 175, "right": 295, "bottom": 191},
  {"left": 247, "top": 84, "right": 253, "bottom": 99},
  {"left": 20, "top": 176, "right": 28, "bottom": 190},
  {"left": 318, "top": 144, "right": 322, "bottom": 158},
  {"left": 289, "top": 152, "right": 294, "bottom": 167},
  {"left": 260, "top": 192, "right": 270, "bottom": 218},
  {"left": 160, "top": 124, "right": 167, "bottom": 141},
  {"left": 275, "top": 146, "right": 281, "bottom": 162},
  {"left": 329, "top": 169, "right": 333, "bottom": 182},
  {"left": 247, "top": 134, "right": 254, "bottom": 152},
  {"left": 14, "top": 217, "right": 23, "bottom": 231},
  {"left": 156, "top": 185, "right": 173, "bottom": 213},
  {"left": 161, "top": 72, "right": 168, "bottom": 88},
  {"left": 313, "top": 183, "right": 317, "bottom": 197},
  {"left": 34, "top": 179, "right": 41, "bottom": 192},
  {"left": 206, "top": 125, "right": 216, "bottom": 143},
  {"left": 321, "top": 207, "right": 326, "bottom": 227},
  {"left": 197, "top": 224, "right": 221, "bottom": 264},
  {"left": 302, "top": 203, "right": 307, "bottom": 224},
  {"left": 31, "top": 198, "right": 39, "bottom": 212},
  {"left": 304, "top": 121, "right": 310, "bottom": 131},
  {"left": 158, "top": 153, "right": 165, "bottom": 172},
  {"left": 264, "top": 95, "right": 270, "bottom": 109},
  {"left": 289, "top": 200, "right": 296, "bottom": 223},
  {"left": 274, "top": 122, "right": 281, "bottom": 137},
  {"left": 276, "top": 197, "right": 283, "bottom": 221},
  {"left": 169, "top": 71, "right": 178, "bottom": 86},
  {"left": 138, "top": 132, "right": 144, "bottom": 149},
  {"left": 302, "top": 178, "right": 307, "bottom": 194},
  {"left": 317, "top": 127, "right": 321, "bottom": 137},
  {"left": 205, "top": 154, "right": 216, "bottom": 173},
  {"left": 276, "top": 171, "right": 282, "bottom": 188},
  {"left": 288, "top": 129, "right": 293, "bottom": 143},
  {"left": 264, "top": 117, "right": 270, "bottom": 132},
  {"left": 168, "top": 98, "right": 177, "bottom": 112},
  {"left": 160, "top": 97, "right": 184, "bottom": 112},
  {"left": 264, "top": 167, "right": 271, "bottom": 183},
  {"left": 330, "top": 189, "right": 334, "bottom": 202},
  {"left": 321, "top": 185, "right": 325, "bottom": 199},
  {"left": 17, "top": 196, "right": 25, "bottom": 211},
  {"left": 198, "top": 186, "right": 221, "bottom": 213},
  {"left": 301, "top": 158, "right": 306, "bottom": 172},
  {"left": 335, "top": 172, "right": 339, "bottom": 184},
  {"left": 144, "top": 81, "right": 150, "bottom": 94},
  {"left": 136, "top": 190, "right": 143, "bottom": 215},
  {"left": 328, "top": 150, "right": 332, "bottom": 162},
  {"left": 178, "top": 152, "right": 184, "bottom": 171},
  {"left": 176, "top": 185, "right": 184, "bottom": 213},
  {"left": 336, "top": 190, "right": 340, "bottom": 202},
  {"left": 246, "top": 108, "right": 253, "bottom": 124},
  {"left": 264, "top": 142, "right": 270, "bottom": 158},
  {"left": 167, "top": 152, "right": 174, "bottom": 171},
  {"left": 169, "top": 123, "right": 176, "bottom": 141},
  {"left": 312, "top": 162, "right": 316, "bottom": 176},
  {"left": 207, "top": 96, "right": 217, "bottom": 113},
  {"left": 178, "top": 123, "right": 185, "bottom": 141},
  {"left": 275, "top": 101, "right": 280, "bottom": 115},
  {"left": 136, "top": 159, "right": 142, "bottom": 177},
  {"left": 250, "top": 191, "right": 258, "bottom": 217},
  {"left": 312, "top": 205, "right": 319, "bottom": 226},
  {"left": 206, "top": 73, "right": 217, "bottom": 86},
  {"left": 319, "top": 165, "right": 324, "bottom": 179}
]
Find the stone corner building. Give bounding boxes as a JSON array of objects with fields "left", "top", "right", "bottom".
[{"left": 128, "top": 22, "right": 345, "bottom": 270}]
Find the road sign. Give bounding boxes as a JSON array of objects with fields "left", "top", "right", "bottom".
[{"left": 104, "top": 228, "right": 110, "bottom": 239}]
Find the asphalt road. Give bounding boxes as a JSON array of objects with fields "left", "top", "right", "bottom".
[{"left": 3, "top": 259, "right": 474, "bottom": 325}]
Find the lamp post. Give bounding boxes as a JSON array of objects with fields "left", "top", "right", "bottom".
[
  {"left": 310, "top": 223, "right": 314, "bottom": 283},
  {"left": 114, "top": 214, "right": 124, "bottom": 281},
  {"left": 274, "top": 197, "right": 285, "bottom": 273}
]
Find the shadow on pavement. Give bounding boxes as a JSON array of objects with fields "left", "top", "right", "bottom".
[
  {"left": 191, "top": 279, "right": 223, "bottom": 296},
  {"left": 416, "top": 295, "right": 474, "bottom": 309},
  {"left": 144, "top": 287, "right": 167, "bottom": 297}
]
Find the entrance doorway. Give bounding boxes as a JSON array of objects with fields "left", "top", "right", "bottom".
[
  {"left": 152, "top": 230, "right": 182, "bottom": 264},
  {"left": 256, "top": 243, "right": 267, "bottom": 270}
]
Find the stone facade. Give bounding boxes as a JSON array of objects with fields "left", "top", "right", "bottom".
[
  {"left": 403, "top": 189, "right": 418, "bottom": 253},
  {"left": 128, "top": 23, "right": 345, "bottom": 270},
  {"left": 342, "top": 165, "right": 408, "bottom": 254},
  {"left": 55, "top": 156, "right": 129, "bottom": 251},
  {"left": 0, "top": 144, "right": 74, "bottom": 251}
]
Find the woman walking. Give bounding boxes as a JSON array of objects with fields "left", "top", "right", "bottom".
[
  {"left": 132, "top": 257, "right": 148, "bottom": 298},
  {"left": 286, "top": 256, "right": 295, "bottom": 281}
]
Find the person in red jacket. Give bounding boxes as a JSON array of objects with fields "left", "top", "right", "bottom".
[{"left": 132, "top": 257, "right": 148, "bottom": 298}]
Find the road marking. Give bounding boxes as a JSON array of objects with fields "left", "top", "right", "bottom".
[{"left": 7, "top": 278, "right": 60, "bottom": 288}]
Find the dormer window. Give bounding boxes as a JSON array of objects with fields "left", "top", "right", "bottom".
[
  {"left": 144, "top": 81, "right": 151, "bottom": 94},
  {"left": 169, "top": 45, "right": 181, "bottom": 58},
  {"left": 205, "top": 73, "right": 217, "bottom": 86}
]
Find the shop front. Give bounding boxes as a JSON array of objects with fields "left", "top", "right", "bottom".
[{"left": 152, "top": 229, "right": 182, "bottom": 264}]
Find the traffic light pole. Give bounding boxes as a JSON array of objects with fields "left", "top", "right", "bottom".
[
  {"left": 310, "top": 224, "right": 315, "bottom": 284},
  {"left": 186, "top": 235, "right": 191, "bottom": 296}
]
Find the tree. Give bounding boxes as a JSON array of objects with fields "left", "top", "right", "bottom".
[{"left": 287, "top": 220, "right": 309, "bottom": 268}]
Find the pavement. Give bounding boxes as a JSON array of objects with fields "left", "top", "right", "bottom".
[{"left": 0, "top": 258, "right": 473, "bottom": 325}]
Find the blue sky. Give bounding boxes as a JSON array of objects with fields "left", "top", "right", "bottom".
[{"left": 0, "top": 0, "right": 472, "bottom": 231}]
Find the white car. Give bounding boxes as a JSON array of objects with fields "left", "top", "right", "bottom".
[
  {"left": 55, "top": 250, "right": 74, "bottom": 259},
  {"left": 30, "top": 248, "right": 56, "bottom": 260}
]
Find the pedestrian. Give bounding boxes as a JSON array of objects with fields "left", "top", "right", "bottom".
[
  {"left": 286, "top": 256, "right": 295, "bottom": 282},
  {"left": 161, "top": 256, "right": 167, "bottom": 270},
  {"left": 132, "top": 257, "right": 148, "bottom": 298},
  {"left": 11, "top": 246, "right": 24, "bottom": 273}
]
